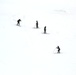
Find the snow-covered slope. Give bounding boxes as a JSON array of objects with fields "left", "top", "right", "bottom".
[{"left": 0, "top": 0, "right": 76, "bottom": 75}]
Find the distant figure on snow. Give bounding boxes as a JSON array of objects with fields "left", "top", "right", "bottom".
[
  {"left": 44, "top": 26, "right": 46, "bottom": 34},
  {"left": 36, "top": 20, "right": 38, "bottom": 28},
  {"left": 17, "top": 19, "right": 21, "bottom": 26},
  {"left": 56, "top": 46, "right": 61, "bottom": 53}
]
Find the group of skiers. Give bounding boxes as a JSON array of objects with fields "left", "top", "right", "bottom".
[
  {"left": 17, "top": 19, "right": 61, "bottom": 53},
  {"left": 36, "top": 20, "right": 46, "bottom": 34},
  {"left": 17, "top": 19, "right": 47, "bottom": 34}
]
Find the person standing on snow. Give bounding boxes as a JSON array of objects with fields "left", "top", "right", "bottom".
[
  {"left": 44, "top": 26, "right": 46, "bottom": 34},
  {"left": 56, "top": 46, "right": 61, "bottom": 53},
  {"left": 17, "top": 19, "right": 21, "bottom": 26},
  {"left": 36, "top": 20, "right": 38, "bottom": 28}
]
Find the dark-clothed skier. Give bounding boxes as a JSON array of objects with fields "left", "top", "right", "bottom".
[
  {"left": 36, "top": 20, "right": 38, "bottom": 28},
  {"left": 56, "top": 46, "right": 60, "bottom": 53},
  {"left": 17, "top": 19, "right": 21, "bottom": 26},
  {"left": 44, "top": 26, "right": 46, "bottom": 34}
]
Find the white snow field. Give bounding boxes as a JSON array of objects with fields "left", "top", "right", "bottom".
[{"left": 0, "top": 0, "right": 76, "bottom": 75}]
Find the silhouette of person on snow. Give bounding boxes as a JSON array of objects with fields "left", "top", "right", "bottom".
[
  {"left": 44, "top": 26, "right": 46, "bottom": 34},
  {"left": 56, "top": 46, "right": 60, "bottom": 53},
  {"left": 36, "top": 20, "right": 38, "bottom": 28},
  {"left": 17, "top": 19, "right": 21, "bottom": 26}
]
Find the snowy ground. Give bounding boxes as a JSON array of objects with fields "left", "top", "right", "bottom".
[{"left": 0, "top": 0, "right": 76, "bottom": 75}]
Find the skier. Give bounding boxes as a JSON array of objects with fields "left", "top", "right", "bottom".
[
  {"left": 44, "top": 26, "right": 46, "bottom": 34},
  {"left": 56, "top": 46, "right": 60, "bottom": 53},
  {"left": 36, "top": 20, "right": 38, "bottom": 28},
  {"left": 17, "top": 19, "right": 21, "bottom": 26}
]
